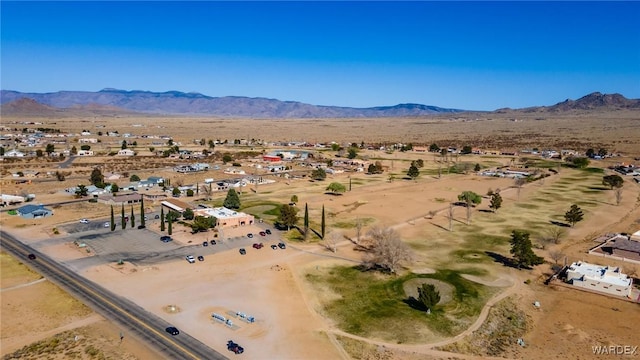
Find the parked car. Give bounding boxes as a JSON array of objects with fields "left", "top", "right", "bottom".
[
  {"left": 154, "top": 214, "right": 160, "bottom": 219},
  {"left": 239, "top": 248, "right": 246, "bottom": 255},
  {"left": 185, "top": 255, "right": 195, "bottom": 263},
  {"left": 166, "top": 326, "right": 180, "bottom": 336},
  {"left": 278, "top": 242, "right": 286, "bottom": 249},
  {"left": 28, "top": 253, "right": 36, "bottom": 260},
  {"left": 270, "top": 244, "right": 277, "bottom": 250},
  {"left": 252, "top": 243, "right": 263, "bottom": 249},
  {"left": 259, "top": 231, "right": 266, "bottom": 236},
  {"left": 210, "top": 240, "right": 217, "bottom": 245},
  {"left": 160, "top": 236, "right": 172, "bottom": 243},
  {"left": 265, "top": 229, "right": 272, "bottom": 235},
  {"left": 227, "top": 340, "right": 244, "bottom": 354},
  {"left": 137, "top": 225, "right": 146, "bottom": 229},
  {"left": 104, "top": 222, "right": 110, "bottom": 228},
  {"left": 247, "top": 233, "right": 253, "bottom": 238},
  {"left": 197, "top": 255, "right": 204, "bottom": 261},
  {"left": 202, "top": 241, "right": 208, "bottom": 247},
  {"left": 79, "top": 218, "right": 89, "bottom": 224}
]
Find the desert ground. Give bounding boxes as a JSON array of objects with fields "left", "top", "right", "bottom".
[{"left": 2, "top": 112, "right": 640, "bottom": 359}]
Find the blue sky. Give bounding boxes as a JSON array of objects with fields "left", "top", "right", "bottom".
[{"left": 2, "top": 1, "right": 639, "bottom": 110}]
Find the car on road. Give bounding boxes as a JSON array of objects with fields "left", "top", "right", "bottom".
[
  {"left": 160, "top": 236, "right": 172, "bottom": 243},
  {"left": 252, "top": 243, "right": 263, "bottom": 249},
  {"left": 186, "top": 255, "right": 195, "bottom": 263},
  {"left": 104, "top": 222, "right": 110, "bottom": 228},
  {"left": 197, "top": 255, "right": 205, "bottom": 261},
  {"left": 247, "top": 233, "right": 253, "bottom": 238},
  {"left": 270, "top": 244, "right": 277, "bottom": 250},
  {"left": 154, "top": 214, "right": 160, "bottom": 219},
  {"left": 202, "top": 241, "right": 208, "bottom": 247},
  {"left": 210, "top": 240, "right": 217, "bottom": 245},
  {"left": 137, "top": 225, "right": 146, "bottom": 229},
  {"left": 28, "top": 253, "right": 36, "bottom": 260},
  {"left": 265, "top": 229, "right": 272, "bottom": 235},
  {"left": 227, "top": 340, "right": 244, "bottom": 354},
  {"left": 166, "top": 326, "right": 180, "bottom": 336},
  {"left": 80, "top": 218, "right": 89, "bottom": 224},
  {"left": 259, "top": 231, "right": 266, "bottom": 236},
  {"left": 239, "top": 248, "right": 246, "bottom": 255},
  {"left": 278, "top": 242, "right": 286, "bottom": 249}
]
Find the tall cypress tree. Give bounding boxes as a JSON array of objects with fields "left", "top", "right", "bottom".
[
  {"left": 304, "top": 203, "right": 309, "bottom": 240},
  {"left": 110, "top": 205, "right": 115, "bottom": 231},
  {"left": 321, "top": 205, "right": 325, "bottom": 239},
  {"left": 121, "top": 204, "right": 126, "bottom": 230},
  {"left": 130, "top": 206, "right": 135, "bottom": 228},
  {"left": 140, "top": 198, "right": 145, "bottom": 227},
  {"left": 160, "top": 207, "right": 165, "bottom": 232},
  {"left": 168, "top": 217, "right": 173, "bottom": 235}
]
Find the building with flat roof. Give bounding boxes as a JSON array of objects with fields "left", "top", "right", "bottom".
[
  {"left": 565, "top": 261, "right": 633, "bottom": 298},
  {"left": 161, "top": 198, "right": 192, "bottom": 213},
  {"left": 193, "top": 207, "right": 254, "bottom": 228}
]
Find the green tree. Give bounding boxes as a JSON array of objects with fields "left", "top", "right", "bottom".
[
  {"left": 509, "top": 230, "right": 544, "bottom": 269},
  {"left": 36, "top": 149, "right": 44, "bottom": 157},
  {"left": 311, "top": 168, "right": 327, "bottom": 181},
  {"left": 326, "top": 182, "right": 346, "bottom": 194},
  {"left": 111, "top": 183, "right": 119, "bottom": 194},
  {"left": 602, "top": 174, "right": 624, "bottom": 189},
  {"left": 331, "top": 143, "right": 340, "bottom": 151},
  {"left": 168, "top": 217, "right": 172, "bottom": 235},
  {"left": 585, "top": 148, "right": 595, "bottom": 158},
  {"left": 321, "top": 205, "right": 326, "bottom": 239},
  {"left": 278, "top": 204, "right": 298, "bottom": 230},
  {"left": 222, "top": 153, "right": 233, "bottom": 164},
  {"left": 75, "top": 184, "right": 88, "bottom": 197},
  {"left": 429, "top": 143, "right": 440, "bottom": 152},
  {"left": 367, "top": 164, "right": 377, "bottom": 174},
  {"left": 564, "top": 204, "right": 584, "bottom": 227},
  {"left": 290, "top": 195, "right": 298, "bottom": 204},
  {"left": 598, "top": 148, "right": 607, "bottom": 157},
  {"left": 172, "top": 187, "right": 181, "bottom": 197},
  {"left": 407, "top": 164, "right": 419, "bottom": 179},
  {"left": 223, "top": 189, "right": 241, "bottom": 209},
  {"left": 184, "top": 208, "right": 195, "bottom": 220},
  {"left": 417, "top": 283, "right": 441, "bottom": 312},
  {"left": 130, "top": 206, "right": 135, "bottom": 228},
  {"left": 347, "top": 147, "right": 358, "bottom": 159},
  {"left": 186, "top": 189, "right": 194, "bottom": 197},
  {"left": 192, "top": 216, "right": 215, "bottom": 232},
  {"left": 80, "top": 144, "right": 91, "bottom": 151},
  {"left": 121, "top": 140, "right": 128, "bottom": 149},
  {"left": 121, "top": 204, "right": 126, "bottom": 230},
  {"left": 458, "top": 191, "right": 482, "bottom": 206},
  {"left": 461, "top": 145, "right": 472, "bottom": 154},
  {"left": 90, "top": 168, "right": 104, "bottom": 187},
  {"left": 140, "top": 198, "right": 145, "bottom": 227},
  {"left": 71, "top": 145, "right": 78, "bottom": 155},
  {"left": 474, "top": 163, "right": 481, "bottom": 172},
  {"left": 489, "top": 192, "right": 503, "bottom": 213},
  {"left": 415, "top": 159, "right": 424, "bottom": 168},
  {"left": 569, "top": 157, "right": 590, "bottom": 169},
  {"left": 130, "top": 174, "right": 140, "bottom": 182},
  {"left": 160, "top": 207, "right": 165, "bottom": 231},
  {"left": 110, "top": 205, "right": 115, "bottom": 232},
  {"left": 304, "top": 203, "right": 309, "bottom": 240},
  {"left": 208, "top": 139, "right": 215, "bottom": 149},
  {"left": 45, "top": 143, "right": 55, "bottom": 154}
]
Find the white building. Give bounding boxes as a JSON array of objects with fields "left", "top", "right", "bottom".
[
  {"left": 117, "top": 149, "right": 135, "bottom": 156},
  {"left": 4, "top": 149, "right": 25, "bottom": 157},
  {"left": 77, "top": 150, "right": 94, "bottom": 156},
  {"left": 565, "top": 261, "right": 633, "bottom": 298}
]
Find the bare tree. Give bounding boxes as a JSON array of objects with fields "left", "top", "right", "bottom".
[
  {"left": 545, "top": 226, "right": 567, "bottom": 244},
  {"left": 615, "top": 187, "right": 623, "bottom": 206},
  {"left": 514, "top": 178, "right": 526, "bottom": 200},
  {"left": 174, "top": 176, "right": 184, "bottom": 187},
  {"left": 363, "top": 226, "right": 413, "bottom": 273},
  {"left": 325, "top": 230, "right": 341, "bottom": 253},
  {"left": 354, "top": 218, "right": 364, "bottom": 244},
  {"left": 200, "top": 184, "right": 213, "bottom": 201},
  {"left": 549, "top": 250, "right": 564, "bottom": 264},
  {"left": 447, "top": 203, "right": 454, "bottom": 231}
]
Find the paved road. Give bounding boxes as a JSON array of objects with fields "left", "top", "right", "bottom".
[{"left": 1, "top": 230, "right": 228, "bottom": 360}]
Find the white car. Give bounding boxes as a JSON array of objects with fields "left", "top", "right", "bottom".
[
  {"left": 104, "top": 222, "right": 110, "bottom": 228},
  {"left": 80, "top": 218, "right": 90, "bottom": 224},
  {"left": 185, "top": 255, "right": 195, "bottom": 264}
]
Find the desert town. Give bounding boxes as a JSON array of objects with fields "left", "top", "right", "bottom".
[{"left": 1, "top": 109, "right": 640, "bottom": 360}]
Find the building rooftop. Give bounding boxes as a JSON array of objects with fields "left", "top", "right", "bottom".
[
  {"left": 568, "top": 261, "right": 631, "bottom": 287},
  {"left": 198, "top": 207, "right": 246, "bottom": 219}
]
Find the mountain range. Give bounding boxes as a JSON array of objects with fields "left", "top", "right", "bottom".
[{"left": 1, "top": 89, "right": 638, "bottom": 118}]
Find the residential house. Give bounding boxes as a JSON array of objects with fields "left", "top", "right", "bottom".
[
  {"left": 565, "top": 261, "right": 633, "bottom": 298},
  {"left": 17, "top": 204, "right": 54, "bottom": 219},
  {"left": 117, "top": 149, "right": 135, "bottom": 156},
  {"left": 193, "top": 206, "right": 255, "bottom": 228}
]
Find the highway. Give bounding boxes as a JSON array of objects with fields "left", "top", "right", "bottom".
[{"left": 1, "top": 230, "right": 228, "bottom": 360}]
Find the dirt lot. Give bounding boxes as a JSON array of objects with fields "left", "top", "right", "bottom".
[{"left": 2, "top": 112, "right": 640, "bottom": 359}]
